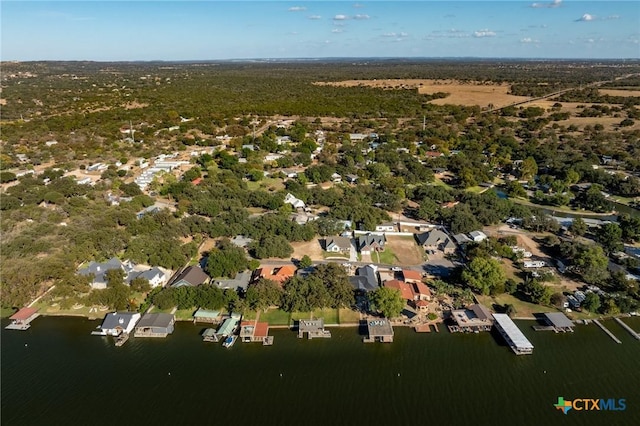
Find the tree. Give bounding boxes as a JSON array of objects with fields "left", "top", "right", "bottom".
[
  {"left": 369, "top": 287, "right": 405, "bottom": 318},
  {"left": 570, "top": 217, "right": 587, "bottom": 237},
  {"left": 299, "top": 255, "right": 313, "bottom": 269},
  {"left": 312, "top": 263, "right": 354, "bottom": 308},
  {"left": 582, "top": 292, "right": 601, "bottom": 312},
  {"left": 205, "top": 240, "right": 249, "bottom": 278},
  {"left": 250, "top": 235, "right": 294, "bottom": 259},
  {"left": 246, "top": 279, "right": 282, "bottom": 312},
  {"left": 619, "top": 214, "right": 640, "bottom": 242},
  {"left": 596, "top": 223, "right": 623, "bottom": 254},
  {"left": 461, "top": 257, "right": 506, "bottom": 296},
  {"left": 573, "top": 244, "right": 609, "bottom": 284},
  {"left": 520, "top": 157, "right": 538, "bottom": 181},
  {"left": 130, "top": 277, "right": 151, "bottom": 293}
]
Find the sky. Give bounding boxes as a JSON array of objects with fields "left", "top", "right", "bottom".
[{"left": 1, "top": 1, "right": 638, "bottom": 61}]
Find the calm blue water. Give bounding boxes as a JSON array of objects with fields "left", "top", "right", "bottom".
[{"left": 2, "top": 317, "right": 639, "bottom": 426}]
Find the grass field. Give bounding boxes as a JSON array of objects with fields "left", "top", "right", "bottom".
[
  {"left": 385, "top": 235, "right": 423, "bottom": 265},
  {"left": 476, "top": 294, "right": 547, "bottom": 319},
  {"left": 338, "top": 308, "right": 361, "bottom": 324},
  {"left": 375, "top": 247, "right": 397, "bottom": 265},
  {"left": 246, "top": 177, "right": 285, "bottom": 192},
  {"left": 1, "top": 307, "right": 17, "bottom": 318},
  {"left": 258, "top": 308, "right": 292, "bottom": 325},
  {"left": 291, "top": 308, "right": 339, "bottom": 324}
]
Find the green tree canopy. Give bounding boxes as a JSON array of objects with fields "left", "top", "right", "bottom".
[
  {"left": 461, "top": 257, "right": 506, "bottom": 296},
  {"left": 369, "top": 286, "right": 405, "bottom": 318}
]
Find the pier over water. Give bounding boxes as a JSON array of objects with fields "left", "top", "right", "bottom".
[{"left": 594, "top": 319, "right": 622, "bottom": 344}]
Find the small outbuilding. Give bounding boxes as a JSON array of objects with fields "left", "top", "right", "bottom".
[
  {"left": 134, "top": 313, "right": 175, "bottom": 338},
  {"left": 364, "top": 319, "right": 394, "bottom": 343}
]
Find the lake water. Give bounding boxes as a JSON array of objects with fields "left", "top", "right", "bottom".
[{"left": 2, "top": 317, "right": 639, "bottom": 426}]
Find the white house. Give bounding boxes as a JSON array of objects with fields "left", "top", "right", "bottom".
[
  {"left": 469, "top": 231, "right": 488, "bottom": 242},
  {"left": 284, "top": 193, "right": 306, "bottom": 209},
  {"left": 524, "top": 260, "right": 546, "bottom": 268},
  {"left": 331, "top": 173, "right": 342, "bottom": 183}
]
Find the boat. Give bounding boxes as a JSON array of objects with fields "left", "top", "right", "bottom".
[{"left": 222, "top": 335, "right": 237, "bottom": 348}]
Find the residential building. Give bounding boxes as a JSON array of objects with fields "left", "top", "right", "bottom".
[
  {"left": 345, "top": 174, "right": 359, "bottom": 184},
  {"left": 284, "top": 193, "right": 306, "bottom": 209},
  {"left": 401, "top": 269, "right": 422, "bottom": 284},
  {"left": 375, "top": 222, "right": 396, "bottom": 232},
  {"left": 349, "top": 265, "right": 379, "bottom": 292},
  {"left": 170, "top": 266, "right": 209, "bottom": 287},
  {"left": 453, "top": 233, "right": 472, "bottom": 246},
  {"left": 213, "top": 271, "right": 252, "bottom": 291},
  {"left": 449, "top": 304, "right": 493, "bottom": 333},
  {"left": 136, "top": 205, "right": 161, "bottom": 219},
  {"left": 77, "top": 258, "right": 134, "bottom": 290},
  {"left": 416, "top": 230, "right": 456, "bottom": 254},
  {"left": 133, "top": 267, "right": 169, "bottom": 288},
  {"left": 384, "top": 280, "right": 414, "bottom": 301},
  {"left": 254, "top": 265, "right": 296, "bottom": 284},
  {"left": 325, "top": 236, "right": 352, "bottom": 253},
  {"left": 358, "top": 234, "right": 385, "bottom": 255},
  {"left": 469, "top": 231, "right": 488, "bottom": 242}
]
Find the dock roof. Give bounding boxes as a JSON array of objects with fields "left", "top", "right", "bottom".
[
  {"left": 367, "top": 319, "right": 394, "bottom": 337},
  {"left": 136, "top": 313, "right": 174, "bottom": 328},
  {"left": 543, "top": 312, "right": 574, "bottom": 328},
  {"left": 217, "top": 317, "right": 239, "bottom": 336},
  {"left": 492, "top": 314, "right": 534, "bottom": 351},
  {"left": 194, "top": 308, "right": 220, "bottom": 319},
  {"left": 10, "top": 307, "right": 39, "bottom": 321}
]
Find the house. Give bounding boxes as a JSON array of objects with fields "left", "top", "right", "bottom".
[
  {"left": 284, "top": 193, "right": 305, "bottom": 209},
  {"left": 358, "top": 234, "right": 385, "bottom": 255},
  {"left": 349, "top": 133, "right": 367, "bottom": 141},
  {"left": 134, "top": 313, "right": 175, "bottom": 338},
  {"left": 401, "top": 269, "right": 422, "bottom": 284},
  {"left": 254, "top": 265, "right": 296, "bottom": 284},
  {"left": 291, "top": 211, "right": 319, "bottom": 225},
  {"left": 216, "top": 313, "right": 242, "bottom": 337},
  {"left": 349, "top": 265, "right": 379, "bottom": 292},
  {"left": 416, "top": 230, "right": 456, "bottom": 254},
  {"left": 133, "top": 267, "right": 169, "bottom": 288},
  {"left": 264, "top": 153, "right": 283, "bottom": 162},
  {"left": 77, "top": 258, "right": 133, "bottom": 290},
  {"left": 213, "top": 271, "right": 252, "bottom": 291},
  {"left": 345, "top": 174, "right": 359, "bottom": 184},
  {"left": 375, "top": 222, "right": 396, "bottom": 232},
  {"left": 469, "top": 231, "right": 488, "bottom": 242},
  {"left": 364, "top": 319, "right": 394, "bottom": 343},
  {"left": 170, "top": 266, "right": 209, "bottom": 287},
  {"left": 325, "top": 236, "right": 352, "bottom": 253},
  {"left": 523, "top": 260, "right": 546, "bottom": 268},
  {"left": 5, "top": 307, "right": 40, "bottom": 331},
  {"left": 331, "top": 172, "right": 342, "bottom": 183},
  {"left": 297, "top": 319, "right": 331, "bottom": 339},
  {"left": 449, "top": 304, "right": 493, "bottom": 333},
  {"left": 136, "top": 205, "right": 161, "bottom": 219},
  {"left": 77, "top": 177, "right": 93, "bottom": 185},
  {"left": 453, "top": 233, "right": 472, "bottom": 246},
  {"left": 239, "top": 320, "right": 270, "bottom": 343},
  {"left": 384, "top": 280, "right": 414, "bottom": 301},
  {"left": 97, "top": 312, "right": 141, "bottom": 336},
  {"left": 193, "top": 308, "right": 221, "bottom": 324},
  {"left": 411, "top": 281, "right": 432, "bottom": 301},
  {"left": 230, "top": 235, "right": 253, "bottom": 249}
]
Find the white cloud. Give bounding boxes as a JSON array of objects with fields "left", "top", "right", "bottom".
[
  {"left": 382, "top": 32, "right": 397, "bottom": 37},
  {"left": 331, "top": 28, "right": 343, "bottom": 33},
  {"left": 399, "top": 32, "right": 409, "bottom": 37},
  {"left": 520, "top": 37, "right": 539, "bottom": 43},
  {"left": 308, "top": 15, "right": 322, "bottom": 20},
  {"left": 473, "top": 29, "right": 496, "bottom": 38},
  {"left": 531, "top": 0, "right": 561, "bottom": 8},
  {"left": 288, "top": 6, "right": 306, "bottom": 12},
  {"left": 577, "top": 13, "right": 595, "bottom": 22},
  {"left": 354, "top": 14, "right": 370, "bottom": 20},
  {"left": 353, "top": 3, "right": 365, "bottom": 8},
  {"left": 333, "top": 14, "right": 348, "bottom": 21}
]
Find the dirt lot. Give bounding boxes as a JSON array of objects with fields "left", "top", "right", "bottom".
[
  {"left": 489, "top": 225, "right": 584, "bottom": 292},
  {"left": 291, "top": 239, "right": 325, "bottom": 261},
  {"left": 314, "top": 78, "right": 529, "bottom": 108},
  {"left": 385, "top": 236, "right": 424, "bottom": 265},
  {"left": 598, "top": 89, "right": 640, "bottom": 97}
]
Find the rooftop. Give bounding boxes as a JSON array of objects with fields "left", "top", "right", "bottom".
[
  {"left": 367, "top": 319, "right": 394, "bottom": 337},
  {"left": 9, "top": 307, "right": 39, "bottom": 321},
  {"left": 543, "top": 312, "right": 574, "bottom": 329},
  {"left": 492, "top": 313, "right": 534, "bottom": 351}
]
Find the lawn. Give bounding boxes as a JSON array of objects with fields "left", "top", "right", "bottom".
[
  {"left": 375, "top": 248, "right": 398, "bottom": 265},
  {"left": 476, "top": 294, "right": 548, "bottom": 319},
  {"left": 322, "top": 251, "right": 349, "bottom": 260},
  {"left": 173, "top": 308, "right": 196, "bottom": 321},
  {"left": 291, "top": 308, "right": 339, "bottom": 324},
  {"left": 243, "top": 310, "right": 258, "bottom": 320},
  {"left": 258, "top": 308, "right": 292, "bottom": 326},
  {"left": 338, "top": 308, "right": 361, "bottom": 324},
  {"left": 246, "top": 177, "right": 285, "bottom": 192}
]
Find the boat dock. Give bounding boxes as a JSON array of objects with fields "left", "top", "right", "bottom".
[
  {"left": 593, "top": 319, "right": 622, "bottom": 344},
  {"left": 613, "top": 317, "right": 640, "bottom": 340},
  {"left": 492, "top": 314, "right": 534, "bottom": 355},
  {"left": 115, "top": 333, "right": 130, "bottom": 347},
  {"left": 532, "top": 325, "right": 556, "bottom": 332},
  {"left": 5, "top": 307, "right": 40, "bottom": 331}
]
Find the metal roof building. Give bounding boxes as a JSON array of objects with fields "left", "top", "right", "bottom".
[
  {"left": 542, "top": 312, "right": 574, "bottom": 332},
  {"left": 492, "top": 313, "right": 534, "bottom": 355}
]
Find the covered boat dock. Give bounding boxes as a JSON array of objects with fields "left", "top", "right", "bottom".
[{"left": 492, "top": 313, "right": 534, "bottom": 355}]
